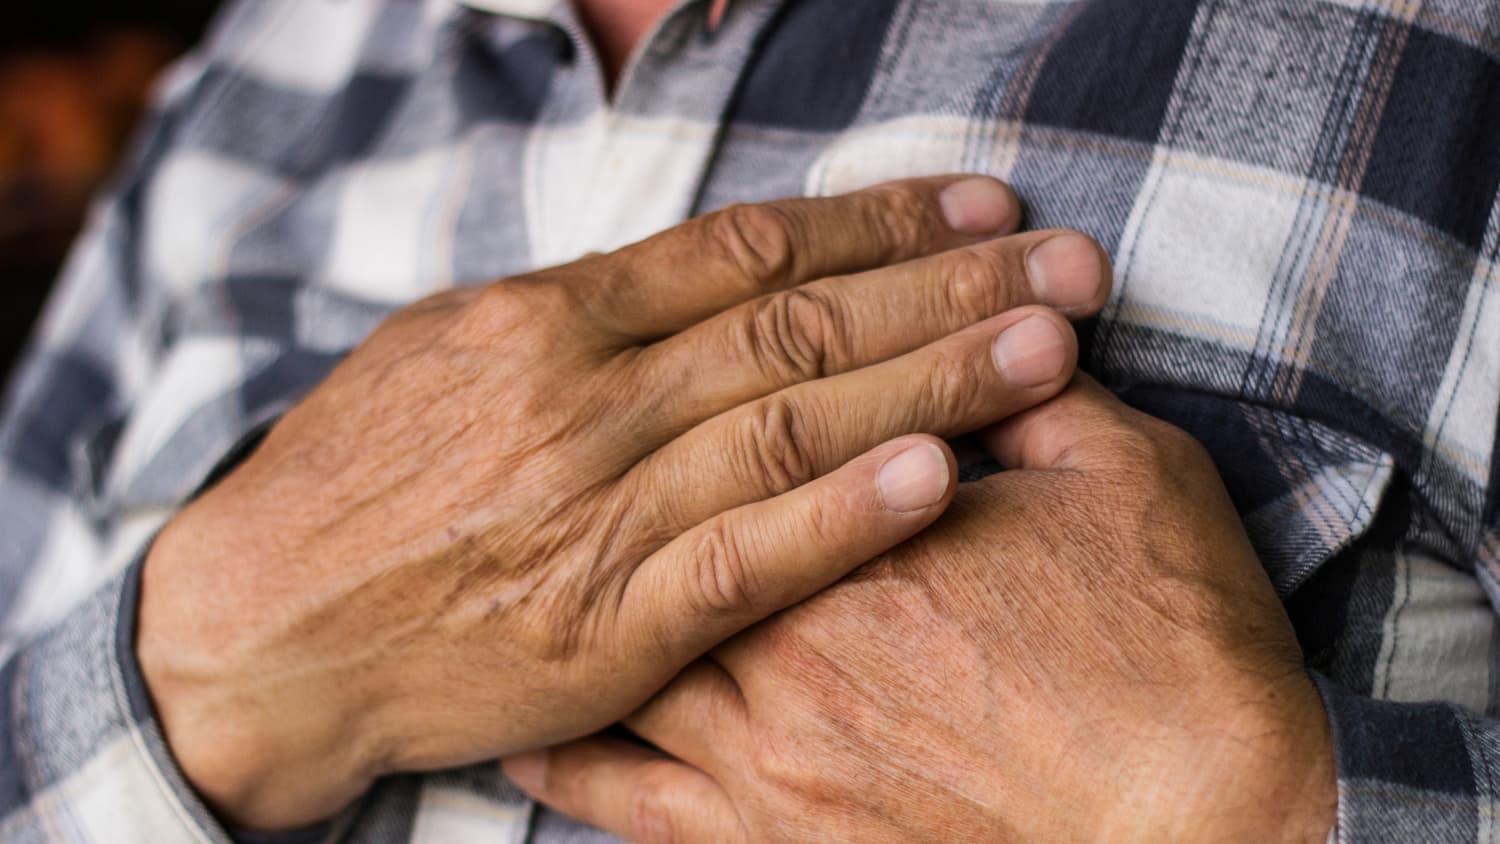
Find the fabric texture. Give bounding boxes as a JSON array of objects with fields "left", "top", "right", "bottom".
[{"left": 1, "top": 0, "right": 1498, "bottom": 840}]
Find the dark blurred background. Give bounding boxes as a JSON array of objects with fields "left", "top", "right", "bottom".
[{"left": 1, "top": 2, "right": 222, "bottom": 388}]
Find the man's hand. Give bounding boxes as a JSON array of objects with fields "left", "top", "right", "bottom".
[
  {"left": 136, "top": 175, "right": 1112, "bottom": 830},
  {"left": 505, "top": 378, "right": 1338, "bottom": 843}
]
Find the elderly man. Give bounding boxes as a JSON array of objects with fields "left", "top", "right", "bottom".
[{"left": 2, "top": 0, "right": 1497, "bottom": 841}]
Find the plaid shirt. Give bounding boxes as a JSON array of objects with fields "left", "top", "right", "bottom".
[{"left": 2, "top": 0, "right": 1498, "bottom": 840}]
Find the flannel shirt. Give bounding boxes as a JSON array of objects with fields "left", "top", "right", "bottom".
[{"left": 2, "top": 0, "right": 1498, "bottom": 841}]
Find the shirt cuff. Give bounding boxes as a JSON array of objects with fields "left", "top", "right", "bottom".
[
  {"left": 119, "top": 556, "right": 351, "bottom": 844},
  {"left": 2, "top": 556, "right": 234, "bottom": 841},
  {"left": 2, "top": 554, "right": 341, "bottom": 843},
  {"left": 1311, "top": 671, "right": 1490, "bottom": 843}
]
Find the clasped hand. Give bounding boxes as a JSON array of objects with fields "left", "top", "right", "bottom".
[
  {"left": 508, "top": 379, "right": 1338, "bottom": 842},
  {"left": 136, "top": 175, "right": 1110, "bottom": 830}
]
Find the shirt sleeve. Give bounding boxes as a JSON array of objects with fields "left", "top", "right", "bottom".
[
  {"left": 0, "top": 558, "right": 236, "bottom": 842},
  {"left": 1312, "top": 524, "right": 1500, "bottom": 842},
  {"left": 0, "top": 41, "right": 239, "bottom": 839},
  {"left": 1, "top": 551, "right": 345, "bottom": 843},
  {"left": 0, "top": 31, "right": 296, "bottom": 838},
  {"left": 1315, "top": 672, "right": 1500, "bottom": 843}
]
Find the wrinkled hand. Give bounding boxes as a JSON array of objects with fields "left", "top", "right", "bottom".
[
  {"left": 507, "top": 378, "right": 1338, "bottom": 843},
  {"left": 137, "top": 176, "right": 1113, "bottom": 830}
]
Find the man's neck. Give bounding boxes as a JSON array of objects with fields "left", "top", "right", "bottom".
[
  {"left": 573, "top": 0, "right": 676, "bottom": 87},
  {"left": 574, "top": 0, "right": 727, "bottom": 89}
]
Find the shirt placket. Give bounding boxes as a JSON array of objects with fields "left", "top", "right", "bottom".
[{"left": 521, "top": 0, "right": 784, "bottom": 268}]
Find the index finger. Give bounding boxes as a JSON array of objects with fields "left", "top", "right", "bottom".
[
  {"left": 977, "top": 375, "right": 1191, "bottom": 470},
  {"left": 579, "top": 175, "right": 1021, "bottom": 339},
  {"left": 503, "top": 737, "right": 746, "bottom": 844}
]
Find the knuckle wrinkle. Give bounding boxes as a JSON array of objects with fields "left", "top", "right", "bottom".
[
  {"left": 747, "top": 289, "right": 839, "bottom": 382},
  {"left": 863, "top": 185, "right": 929, "bottom": 258},
  {"left": 923, "top": 347, "right": 978, "bottom": 424},
  {"left": 713, "top": 203, "right": 798, "bottom": 286},
  {"left": 688, "top": 522, "right": 758, "bottom": 618},
  {"left": 941, "top": 248, "right": 1006, "bottom": 319},
  {"left": 743, "top": 397, "right": 818, "bottom": 494}
]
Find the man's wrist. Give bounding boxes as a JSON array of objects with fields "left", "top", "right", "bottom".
[{"left": 136, "top": 509, "right": 382, "bottom": 831}]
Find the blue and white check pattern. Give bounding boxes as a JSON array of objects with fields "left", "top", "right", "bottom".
[{"left": 2, "top": 0, "right": 1498, "bottom": 840}]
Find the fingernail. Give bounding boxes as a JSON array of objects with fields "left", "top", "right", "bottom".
[
  {"left": 1026, "top": 233, "right": 1103, "bottom": 311},
  {"left": 992, "top": 315, "right": 1067, "bottom": 387},
  {"left": 504, "top": 752, "right": 548, "bottom": 793},
  {"left": 939, "top": 177, "right": 1018, "bottom": 235},
  {"left": 877, "top": 442, "right": 950, "bottom": 512}
]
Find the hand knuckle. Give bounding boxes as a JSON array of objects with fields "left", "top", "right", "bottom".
[
  {"left": 1155, "top": 421, "right": 1212, "bottom": 465},
  {"left": 745, "top": 289, "right": 843, "bottom": 382},
  {"left": 740, "top": 396, "right": 818, "bottom": 493},
  {"left": 629, "top": 772, "right": 680, "bottom": 844},
  {"left": 455, "top": 282, "right": 569, "bottom": 343},
  {"left": 711, "top": 203, "right": 798, "bottom": 284},
  {"left": 1099, "top": 422, "right": 1213, "bottom": 497},
  {"left": 922, "top": 347, "right": 980, "bottom": 423},
  {"left": 1105, "top": 427, "right": 1163, "bottom": 472},
  {"left": 460, "top": 284, "right": 526, "bottom": 332},
  {"left": 860, "top": 184, "right": 930, "bottom": 253},
  {"left": 688, "top": 521, "right": 760, "bottom": 617},
  {"left": 1155, "top": 427, "right": 1219, "bottom": 490},
  {"left": 751, "top": 732, "right": 806, "bottom": 794},
  {"left": 938, "top": 246, "right": 1009, "bottom": 318}
]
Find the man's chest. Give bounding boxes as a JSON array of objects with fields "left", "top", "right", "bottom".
[
  {"left": 69, "top": 2, "right": 1497, "bottom": 840},
  {"left": 127, "top": 0, "right": 1497, "bottom": 582}
]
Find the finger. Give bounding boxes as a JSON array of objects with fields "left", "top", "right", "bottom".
[
  {"left": 625, "top": 660, "right": 748, "bottom": 775},
  {"left": 503, "top": 738, "right": 746, "bottom": 844},
  {"left": 634, "top": 306, "right": 1076, "bottom": 534},
  {"left": 636, "top": 229, "right": 1111, "bottom": 436},
  {"left": 578, "top": 175, "right": 1021, "bottom": 340},
  {"left": 618, "top": 434, "right": 957, "bottom": 671},
  {"left": 977, "top": 374, "right": 1195, "bottom": 471}
]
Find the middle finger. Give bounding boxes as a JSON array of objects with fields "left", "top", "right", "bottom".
[{"left": 632, "top": 229, "right": 1109, "bottom": 440}]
